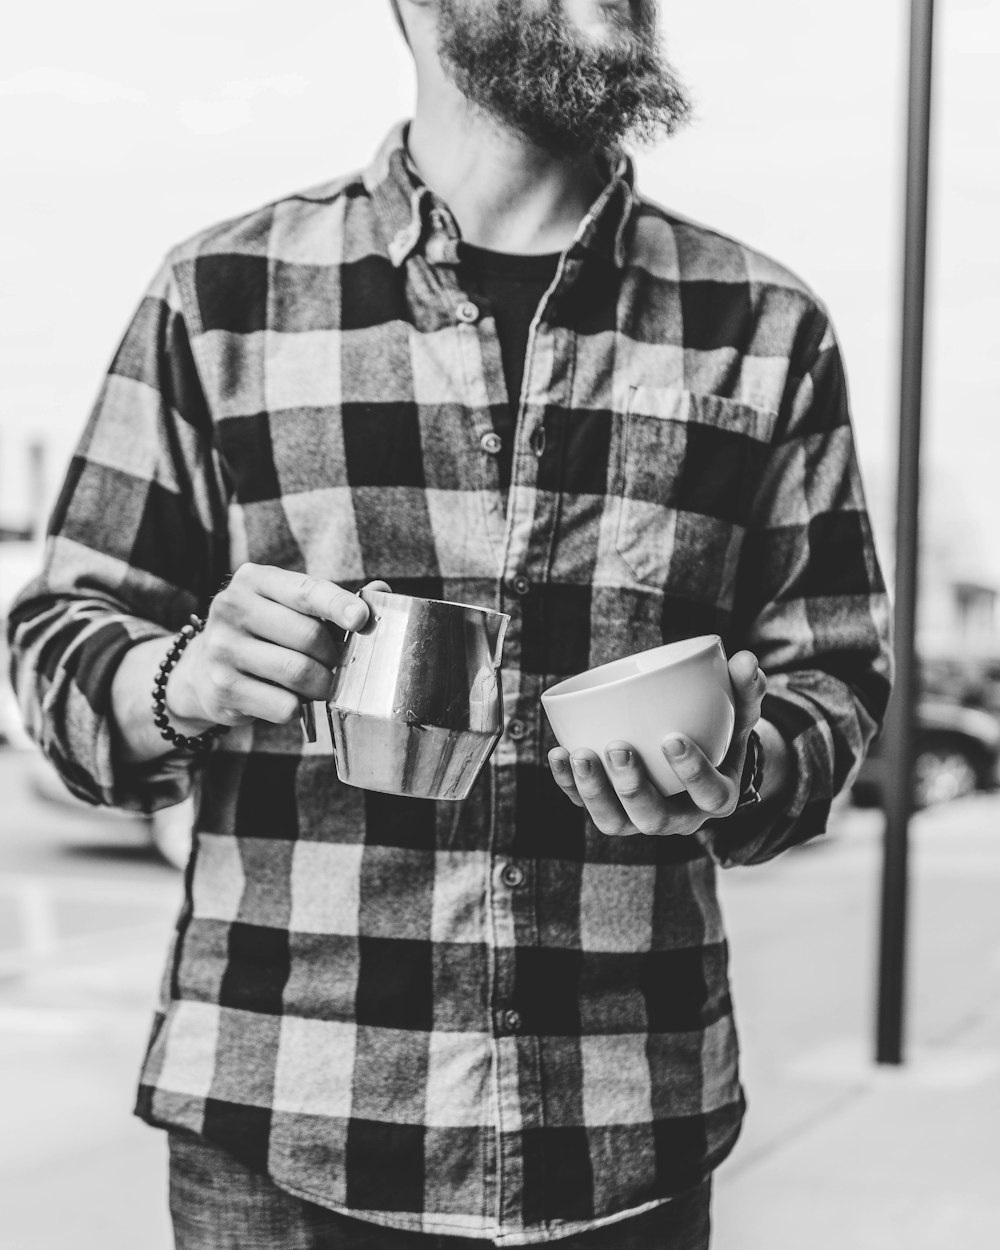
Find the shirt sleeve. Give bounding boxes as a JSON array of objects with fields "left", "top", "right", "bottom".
[
  {"left": 701, "top": 303, "right": 894, "bottom": 867},
  {"left": 5, "top": 256, "right": 231, "bottom": 813}
]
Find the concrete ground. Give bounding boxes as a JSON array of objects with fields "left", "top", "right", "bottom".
[
  {"left": 714, "top": 795, "right": 1000, "bottom": 1249},
  {"left": 1, "top": 745, "right": 998, "bottom": 1248}
]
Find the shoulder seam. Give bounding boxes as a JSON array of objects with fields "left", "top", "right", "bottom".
[
  {"left": 632, "top": 193, "right": 824, "bottom": 304},
  {"left": 165, "top": 168, "right": 366, "bottom": 265}
]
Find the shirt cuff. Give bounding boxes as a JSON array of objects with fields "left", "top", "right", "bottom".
[
  {"left": 698, "top": 690, "right": 833, "bottom": 868},
  {"left": 39, "top": 619, "right": 198, "bottom": 814}
]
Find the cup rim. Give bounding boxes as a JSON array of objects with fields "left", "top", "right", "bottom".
[
  {"left": 361, "top": 588, "right": 508, "bottom": 621},
  {"left": 541, "top": 634, "right": 723, "bottom": 702}
]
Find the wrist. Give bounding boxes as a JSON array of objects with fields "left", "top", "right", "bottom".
[
  {"left": 755, "top": 717, "right": 792, "bottom": 804},
  {"left": 160, "top": 634, "right": 214, "bottom": 732}
]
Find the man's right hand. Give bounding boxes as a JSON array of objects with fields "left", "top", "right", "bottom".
[{"left": 167, "top": 565, "right": 391, "bottom": 729}]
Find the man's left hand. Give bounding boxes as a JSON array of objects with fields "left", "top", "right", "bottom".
[{"left": 546, "top": 650, "right": 765, "bottom": 836}]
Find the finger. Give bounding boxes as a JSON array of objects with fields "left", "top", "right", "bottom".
[
  {"left": 212, "top": 674, "right": 302, "bottom": 727},
  {"left": 568, "top": 750, "right": 635, "bottom": 836},
  {"left": 231, "top": 638, "right": 337, "bottom": 702},
  {"left": 216, "top": 594, "right": 342, "bottom": 668},
  {"left": 728, "top": 651, "right": 766, "bottom": 736},
  {"left": 548, "top": 748, "right": 586, "bottom": 808},
  {"left": 721, "top": 651, "right": 767, "bottom": 775},
  {"left": 661, "top": 736, "right": 737, "bottom": 819},
  {"left": 236, "top": 565, "right": 371, "bottom": 631},
  {"left": 603, "top": 742, "right": 698, "bottom": 835}
]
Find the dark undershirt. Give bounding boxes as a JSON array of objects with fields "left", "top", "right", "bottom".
[{"left": 458, "top": 242, "right": 561, "bottom": 493}]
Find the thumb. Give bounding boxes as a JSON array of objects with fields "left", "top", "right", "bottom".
[{"left": 722, "top": 651, "right": 765, "bottom": 771}]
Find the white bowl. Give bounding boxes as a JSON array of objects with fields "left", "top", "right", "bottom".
[{"left": 541, "top": 635, "right": 735, "bottom": 797}]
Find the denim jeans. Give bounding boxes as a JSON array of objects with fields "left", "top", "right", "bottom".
[{"left": 168, "top": 1131, "right": 712, "bottom": 1250}]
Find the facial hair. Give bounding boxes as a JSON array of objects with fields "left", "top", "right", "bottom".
[{"left": 434, "top": 0, "right": 692, "bottom": 157}]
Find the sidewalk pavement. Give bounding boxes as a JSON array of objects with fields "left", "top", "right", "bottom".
[{"left": 713, "top": 794, "right": 1000, "bottom": 1250}]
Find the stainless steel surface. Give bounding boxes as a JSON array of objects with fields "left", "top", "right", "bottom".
[{"left": 326, "top": 591, "right": 510, "bottom": 801}]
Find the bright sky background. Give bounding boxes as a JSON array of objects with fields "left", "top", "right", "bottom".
[{"left": 2, "top": 0, "right": 999, "bottom": 587}]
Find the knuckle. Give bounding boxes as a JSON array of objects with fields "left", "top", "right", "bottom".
[
  {"left": 633, "top": 818, "right": 660, "bottom": 836},
  {"left": 208, "top": 664, "right": 235, "bottom": 698},
  {"left": 701, "top": 789, "right": 735, "bottom": 817},
  {"left": 672, "top": 757, "right": 701, "bottom": 782},
  {"left": 211, "top": 592, "right": 236, "bottom": 623},
  {"left": 281, "top": 651, "right": 312, "bottom": 689},
  {"left": 618, "top": 780, "right": 646, "bottom": 800},
  {"left": 216, "top": 574, "right": 252, "bottom": 619},
  {"left": 275, "top": 693, "right": 301, "bottom": 724},
  {"left": 605, "top": 819, "right": 635, "bottom": 837},
  {"left": 298, "top": 576, "right": 331, "bottom": 615}
]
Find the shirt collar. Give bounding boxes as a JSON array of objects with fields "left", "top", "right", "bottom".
[{"left": 363, "top": 121, "right": 638, "bottom": 271}]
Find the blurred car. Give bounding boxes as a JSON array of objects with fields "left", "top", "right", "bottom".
[{"left": 852, "top": 698, "right": 1000, "bottom": 809}]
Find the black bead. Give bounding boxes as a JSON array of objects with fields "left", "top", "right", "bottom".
[{"left": 150, "top": 617, "right": 214, "bottom": 753}]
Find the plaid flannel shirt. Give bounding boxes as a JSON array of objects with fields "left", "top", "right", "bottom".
[{"left": 8, "top": 124, "right": 892, "bottom": 1244}]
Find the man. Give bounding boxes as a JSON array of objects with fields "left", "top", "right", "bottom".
[{"left": 8, "top": 1, "right": 892, "bottom": 1245}]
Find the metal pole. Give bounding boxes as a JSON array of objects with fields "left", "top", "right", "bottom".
[{"left": 876, "top": 0, "right": 937, "bottom": 1066}]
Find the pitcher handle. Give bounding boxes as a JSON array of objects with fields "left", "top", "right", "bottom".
[
  {"left": 300, "top": 699, "right": 317, "bottom": 743},
  {"left": 490, "top": 612, "right": 511, "bottom": 669}
]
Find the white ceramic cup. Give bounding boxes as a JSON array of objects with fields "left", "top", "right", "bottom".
[{"left": 540, "top": 635, "right": 736, "bottom": 797}]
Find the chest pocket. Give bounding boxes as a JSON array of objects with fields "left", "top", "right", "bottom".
[{"left": 611, "top": 387, "right": 771, "bottom": 590}]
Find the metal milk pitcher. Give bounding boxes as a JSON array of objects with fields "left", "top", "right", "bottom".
[{"left": 326, "top": 591, "right": 510, "bottom": 801}]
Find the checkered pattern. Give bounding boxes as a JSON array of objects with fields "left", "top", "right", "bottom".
[{"left": 8, "top": 124, "right": 892, "bottom": 1243}]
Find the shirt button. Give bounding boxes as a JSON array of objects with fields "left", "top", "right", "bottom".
[
  {"left": 481, "top": 431, "right": 503, "bottom": 455},
  {"left": 503, "top": 1009, "right": 522, "bottom": 1033},
  {"left": 500, "top": 862, "right": 526, "bottom": 889},
  {"left": 507, "top": 718, "right": 527, "bottom": 741},
  {"left": 456, "top": 300, "right": 480, "bottom": 324},
  {"left": 510, "top": 574, "right": 531, "bottom": 597}
]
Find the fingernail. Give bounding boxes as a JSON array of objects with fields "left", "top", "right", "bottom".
[
  {"left": 663, "top": 737, "right": 687, "bottom": 759},
  {"left": 346, "top": 602, "right": 367, "bottom": 630},
  {"left": 752, "top": 664, "right": 760, "bottom": 682},
  {"left": 551, "top": 756, "right": 569, "bottom": 773},
  {"left": 607, "top": 748, "right": 631, "bottom": 769},
  {"left": 571, "top": 756, "right": 592, "bottom": 776}
]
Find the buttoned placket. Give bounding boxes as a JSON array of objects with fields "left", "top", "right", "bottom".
[
  {"left": 395, "top": 175, "right": 631, "bottom": 1230},
  {"left": 403, "top": 201, "right": 546, "bottom": 1228}
]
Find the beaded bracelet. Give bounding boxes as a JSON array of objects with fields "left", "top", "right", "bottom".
[{"left": 152, "top": 615, "right": 230, "bottom": 753}]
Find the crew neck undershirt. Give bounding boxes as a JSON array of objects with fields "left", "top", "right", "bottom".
[{"left": 458, "top": 241, "right": 561, "bottom": 494}]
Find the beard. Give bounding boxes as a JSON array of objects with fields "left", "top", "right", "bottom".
[{"left": 434, "top": 0, "right": 692, "bottom": 157}]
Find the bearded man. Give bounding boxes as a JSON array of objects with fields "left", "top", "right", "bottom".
[{"left": 8, "top": 1, "right": 892, "bottom": 1246}]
